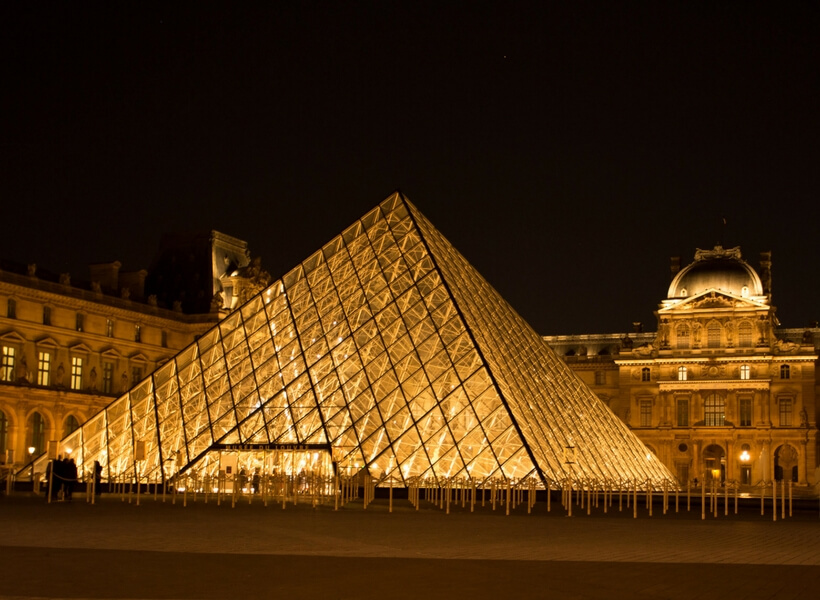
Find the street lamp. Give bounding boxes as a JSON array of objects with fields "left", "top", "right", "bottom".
[
  {"left": 27, "top": 447, "right": 35, "bottom": 481},
  {"left": 740, "top": 448, "right": 751, "bottom": 485}
]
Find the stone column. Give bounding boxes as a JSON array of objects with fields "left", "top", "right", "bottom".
[
  {"left": 661, "top": 391, "right": 670, "bottom": 426},
  {"left": 800, "top": 440, "right": 808, "bottom": 485},
  {"left": 725, "top": 439, "right": 734, "bottom": 482}
]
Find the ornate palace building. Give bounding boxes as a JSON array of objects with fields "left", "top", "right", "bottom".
[
  {"left": 545, "top": 245, "right": 819, "bottom": 493},
  {"left": 0, "top": 231, "right": 269, "bottom": 472}
]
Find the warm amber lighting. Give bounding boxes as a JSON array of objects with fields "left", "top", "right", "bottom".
[
  {"left": 48, "top": 192, "right": 676, "bottom": 488},
  {"left": 740, "top": 450, "right": 750, "bottom": 462},
  {"left": 27, "top": 446, "right": 35, "bottom": 456}
]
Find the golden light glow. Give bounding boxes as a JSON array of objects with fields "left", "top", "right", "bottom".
[{"left": 49, "top": 192, "right": 675, "bottom": 489}]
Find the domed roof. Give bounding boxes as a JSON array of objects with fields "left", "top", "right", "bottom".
[{"left": 668, "top": 246, "right": 763, "bottom": 299}]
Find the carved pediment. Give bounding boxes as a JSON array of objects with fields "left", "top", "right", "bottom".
[
  {"left": 659, "top": 288, "right": 769, "bottom": 314},
  {"left": 35, "top": 336, "right": 60, "bottom": 348},
  {"left": 0, "top": 330, "right": 26, "bottom": 344}
]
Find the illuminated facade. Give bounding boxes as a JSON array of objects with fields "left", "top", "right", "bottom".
[
  {"left": 46, "top": 193, "right": 672, "bottom": 488},
  {"left": 0, "top": 232, "right": 264, "bottom": 472},
  {"left": 546, "top": 246, "right": 819, "bottom": 492}
]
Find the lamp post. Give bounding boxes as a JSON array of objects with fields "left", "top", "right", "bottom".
[
  {"left": 27, "top": 447, "right": 35, "bottom": 481},
  {"left": 739, "top": 449, "right": 750, "bottom": 487},
  {"left": 563, "top": 445, "right": 575, "bottom": 517}
]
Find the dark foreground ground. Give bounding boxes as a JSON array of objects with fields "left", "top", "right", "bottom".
[{"left": 1, "top": 490, "right": 819, "bottom": 600}]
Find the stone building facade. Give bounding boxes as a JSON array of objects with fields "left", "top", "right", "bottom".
[
  {"left": 545, "top": 246, "right": 819, "bottom": 493},
  {"left": 0, "top": 231, "right": 269, "bottom": 473}
]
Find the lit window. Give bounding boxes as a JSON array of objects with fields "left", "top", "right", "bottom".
[
  {"left": 738, "top": 322, "right": 753, "bottom": 347},
  {"left": 676, "top": 324, "right": 690, "bottom": 349},
  {"left": 740, "top": 364, "right": 750, "bottom": 380},
  {"left": 677, "top": 366, "right": 688, "bottom": 381},
  {"left": 780, "top": 364, "right": 790, "bottom": 379},
  {"left": 707, "top": 323, "right": 721, "bottom": 348},
  {"left": 6, "top": 299, "right": 16, "bottom": 319},
  {"left": 76, "top": 313, "right": 84, "bottom": 332},
  {"left": 739, "top": 398, "right": 752, "bottom": 427},
  {"left": 779, "top": 399, "right": 792, "bottom": 426},
  {"left": 0, "top": 346, "right": 16, "bottom": 382},
  {"left": 704, "top": 393, "right": 725, "bottom": 426},
  {"left": 134, "top": 324, "right": 141, "bottom": 343},
  {"left": 0, "top": 410, "right": 7, "bottom": 456},
  {"left": 641, "top": 367, "right": 651, "bottom": 382},
  {"left": 63, "top": 415, "right": 80, "bottom": 438},
  {"left": 70, "top": 356, "right": 83, "bottom": 390},
  {"left": 677, "top": 398, "right": 689, "bottom": 427},
  {"left": 29, "top": 411, "right": 45, "bottom": 455},
  {"left": 37, "top": 352, "right": 51, "bottom": 386},
  {"left": 43, "top": 306, "right": 51, "bottom": 326},
  {"left": 102, "top": 361, "right": 114, "bottom": 394},
  {"left": 640, "top": 400, "right": 652, "bottom": 427}
]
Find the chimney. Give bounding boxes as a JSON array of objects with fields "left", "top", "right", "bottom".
[
  {"left": 759, "top": 251, "right": 772, "bottom": 295},
  {"left": 670, "top": 256, "right": 680, "bottom": 279},
  {"left": 89, "top": 261, "right": 122, "bottom": 292},
  {"left": 119, "top": 269, "right": 148, "bottom": 301}
]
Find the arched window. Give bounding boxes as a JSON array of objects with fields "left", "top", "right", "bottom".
[
  {"left": 780, "top": 364, "right": 790, "bottom": 379},
  {"left": 707, "top": 322, "right": 721, "bottom": 348},
  {"left": 676, "top": 324, "right": 690, "bottom": 349},
  {"left": 678, "top": 366, "right": 688, "bottom": 381},
  {"left": 641, "top": 367, "right": 651, "bottom": 382},
  {"left": 29, "top": 411, "right": 46, "bottom": 455},
  {"left": 740, "top": 364, "right": 751, "bottom": 380},
  {"left": 63, "top": 414, "right": 80, "bottom": 438},
  {"left": 704, "top": 394, "right": 725, "bottom": 426},
  {"left": 0, "top": 410, "right": 8, "bottom": 457},
  {"left": 738, "top": 322, "right": 753, "bottom": 347}
]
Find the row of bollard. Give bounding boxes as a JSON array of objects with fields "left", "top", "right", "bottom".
[{"left": 23, "top": 467, "right": 804, "bottom": 521}]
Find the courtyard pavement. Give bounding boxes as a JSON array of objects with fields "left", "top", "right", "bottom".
[{"left": 1, "top": 490, "right": 818, "bottom": 599}]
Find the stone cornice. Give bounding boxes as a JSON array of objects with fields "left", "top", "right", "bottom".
[{"left": 658, "top": 379, "right": 771, "bottom": 392}]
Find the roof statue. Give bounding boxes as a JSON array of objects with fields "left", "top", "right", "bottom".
[{"left": 44, "top": 193, "right": 672, "bottom": 488}]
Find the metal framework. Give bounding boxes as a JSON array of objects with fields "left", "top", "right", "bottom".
[{"left": 38, "top": 193, "right": 673, "bottom": 488}]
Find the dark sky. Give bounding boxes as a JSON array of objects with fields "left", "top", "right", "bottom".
[{"left": 2, "top": 2, "right": 819, "bottom": 335}]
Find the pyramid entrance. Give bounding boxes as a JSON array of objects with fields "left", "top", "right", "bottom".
[{"left": 37, "top": 192, "right": 674, "bottom": 490}]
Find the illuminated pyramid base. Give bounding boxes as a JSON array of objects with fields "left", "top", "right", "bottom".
[{"left": 50, "top": 193, "right": 673, "bottom": 487}]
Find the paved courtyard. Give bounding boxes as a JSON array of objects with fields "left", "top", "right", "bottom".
[{"left": 1, "top": 491, "right": 818, "bottom": 599}]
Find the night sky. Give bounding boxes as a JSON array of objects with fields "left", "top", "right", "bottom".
[{"left": 2, "top": 2, "right": 819, "bottom": 335}]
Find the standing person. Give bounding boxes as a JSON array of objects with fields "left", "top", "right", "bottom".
[
  {"left": 52, "top": 455, "right": 64, "bottom": 501},
  {"left": 252, "top": 468, "right": 261, "bottom": 494},
  {"left": 94, "top": 461, "right": 103, "bottom": 495},
  {"left": 65, "top": 458, "right": 77, "bottom": 502},
  {"left": 44, "top": 459, "right": 53, "bottom": 501}
]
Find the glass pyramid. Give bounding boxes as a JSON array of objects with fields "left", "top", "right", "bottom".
[{"left": 52, "top": 193, "right": 673, "bottom": 487}]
